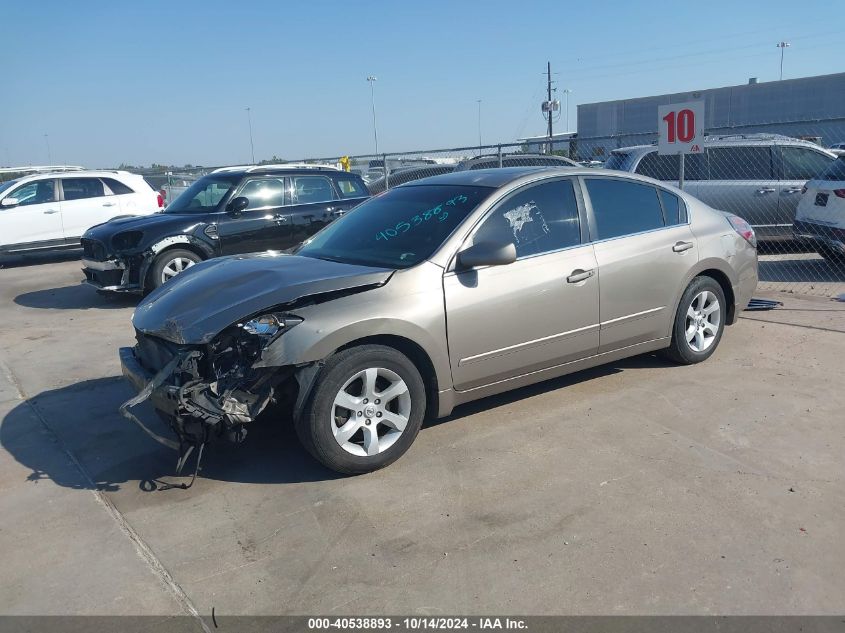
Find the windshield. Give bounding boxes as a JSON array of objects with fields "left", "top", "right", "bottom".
[
  {"left": 165, "top": 174, "right": 240, "bottom": 213},
  {"left": 296, "top": 184, "right": 491, "bottom": 268},
  {"left": 818, "top": 156, "right": 845, "bottom": 181},
  {"left": 0, "top": 179, "right": 20, "bottom": 196}
]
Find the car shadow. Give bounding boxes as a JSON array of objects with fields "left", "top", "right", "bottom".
[
  {"left": 2, "top": 354, "right": 673, "bottom": 492},
  {"left": 14, "top": 283, "right": 139, "bottom": 310},
  {"left": 0, "top": 250, "right": 82, "bottom": 269}
]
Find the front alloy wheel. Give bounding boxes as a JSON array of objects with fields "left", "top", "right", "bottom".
[{"left": 295, "top": 344, "right": 426, "bottom": 474}]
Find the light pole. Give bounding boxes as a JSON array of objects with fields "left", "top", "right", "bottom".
[
  {"left": 476, "top": 99, "right": 482, "bottom": 152},
  {"left": 366, "top": 76, "right": 379, "bottom": 156},
  {"left": 562, "top": 89, "right": 572, "bottom": 132},
  {"left": 245, "top": 107, "right": 255, "bottom": 164},
  {"left": 776, "top": 41, "right": 790, "bottom": 80},
  {"left": 44, "top": 134, "right": 52, "bottom": 164}
]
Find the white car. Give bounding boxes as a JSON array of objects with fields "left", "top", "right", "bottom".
[
  {"left": 0, "top": 170, "right": 162, "bottom": 255},
  {"left": 794, "top": 155, "right": 845, "bottom": 263}
]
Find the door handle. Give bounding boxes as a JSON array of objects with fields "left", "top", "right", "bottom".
[
  {"left": 273, "top": 214, "right": 288, "bottom": 224},
  {"left": 566, "top": 268, "right": 594, "bottom": 283},
  {"left": 43, "top": 209, "right": 60, "bottom": 214},
  {"left": 102, "top": 202, "right": 117, "bottom": 207},
  {"left": 756, "top": 187, "right": 776, "bottom": 194},
  {"left": 783, "top": 187, "right": 803, "bottom": 194},
  {"left": 672, "top": 240, "right": 694, "bottom": 253}
]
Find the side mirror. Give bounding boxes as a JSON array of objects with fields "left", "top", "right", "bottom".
[
  {"left": 1, "top": 197, "right": 19, "bottom": 208},
  {"left": 226, "top": 196, "right": 249, "bottom": 215},
  {"left": 457, "top": 240, "right": 517, "bottom": 269}
]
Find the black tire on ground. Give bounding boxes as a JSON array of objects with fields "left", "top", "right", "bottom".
[
  {"left": 817, "top": 246, "right": 845, "bottom": 267},
  {"left": 295, "top": 344, "right": 426, "bottom": 475},
  {"left": 146, "top": 248, "right": 202, "bottom": 292},
  {"left": 660, "top": 275, "right": 727, "bottom": 365}
]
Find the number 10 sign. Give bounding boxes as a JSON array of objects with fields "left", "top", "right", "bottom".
[{"left": 657, "top": 100, "right": 704, "bottom": 155}]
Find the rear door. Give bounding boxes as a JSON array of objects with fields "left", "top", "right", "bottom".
[
  {"left": 217, "top": 176, "right": 291, "bottom": 254},
  {"left": 777, "top": 145, "right": 836, "bottom": 226},
  {"left": 695, "top": 145, "right": 779, "bottom": 239},
  {"left": 58, "top": 176, "right": 119, "bottom": 239},
  {"left": 0, "top": 179, "right": 63, "bottom": 248},
  {"left": 583, "top": 176, "right": 698, "bottom": 353}
]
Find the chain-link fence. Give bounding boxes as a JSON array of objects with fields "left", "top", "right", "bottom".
[{"left": 139, "top": 126, "right": 845, "bottom": 300}]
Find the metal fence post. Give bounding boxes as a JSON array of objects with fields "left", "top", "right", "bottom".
[
  {"left": 497, "top": 145, "right": 503, "bottom": 168},
  {"left": 383, "top": 154, "right": 389, "bottom": 190}
]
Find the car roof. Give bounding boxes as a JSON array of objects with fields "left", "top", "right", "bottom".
[
  {"left": 206, "top": 166, "right": 351, "bottom": 178},
  {"left": 612, "top": 134, "right": 834, "bottom": 156},
  {"left": 4, "top": 169, "right": 145, "bottom": 185},
  {"left": 397, "top": 165, "right": 638, "bottom": 189}
]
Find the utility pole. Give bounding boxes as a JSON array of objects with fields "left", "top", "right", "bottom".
[
  {"left": 546, "top": 61, "right": 553, "bottom": 141},
  {"left": 776, "top": 41, "right": 790, "bottom": 80},
  {"left": 367, "top": 76, "right": 379, "bottom": 156},
  {"left": 245, "top": 107, "right": 255, "bottom": 164}
]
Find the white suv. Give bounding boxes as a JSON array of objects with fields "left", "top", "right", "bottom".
[{"left": 0, "top": 170, "right": 162, "bottom": 255}]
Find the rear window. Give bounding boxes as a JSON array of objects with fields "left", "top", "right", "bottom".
[
  {"left": 102, "top": 177, "right": 134, "bottom": 195},
  {"left": 335, "top": 177, "right": 369, "bottom": 198},
  {"left": 816, "top": 156, "right": 845, "bottom": 182}
]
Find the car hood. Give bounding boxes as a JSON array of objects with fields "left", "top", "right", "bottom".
[
  {"left": 132, "top": 253, "right": 394, "bottom": 344},
  {"left": 84, "top": 212, "right": 205, "bottom": 241}
]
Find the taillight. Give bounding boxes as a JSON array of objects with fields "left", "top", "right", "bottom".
[
  {"left": 801, "top": 185, "right": 807, "bottom": 194},
  {"left": 834, "top": 189, "right": 845, "bottom": 199},
  {"left": 726, "top": 214, "right": 757, "bottom": 248},
  {"left": 157, "top": 192, "right": 165, "bottom": 208}
]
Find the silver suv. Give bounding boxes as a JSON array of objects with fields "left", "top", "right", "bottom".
[{"left": 604, "top": 134, "right": 835, "bottom": 242}]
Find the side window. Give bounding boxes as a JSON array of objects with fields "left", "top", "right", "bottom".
[
  {"left": 708, "top": 147, "right": 772, "bottom": 180},
  {"left": 293, "top": 176, "right": 335, "bottom": 204},
  {"left": 635, "top": 152, "right": 679, "bottom": 180},
  {"left": 7, "top": 180, "right": 56, "bottom": 206},
  {"left": 61, "top": 177, "right": 105, "bottom": 200},
  {"left": 335, "top": 177, "right": 368, "bottom": 199},
  {"left": 473, "top": 179, "right": 581, "bottom": 258},
  {"left": 102, "top": 177, "right": 134, "bottom": 195},
  {"left": 781, "top": 147, "right": 834, "bottom": 181},
  {"left": 585, "top": 178, "right": 664, "bottom": 240},
  {"left": 658, "top": 189, "right": 686, "bottom": 225},
  {"left": 237, "top": 178, "right": 286, "bottom": 210}
]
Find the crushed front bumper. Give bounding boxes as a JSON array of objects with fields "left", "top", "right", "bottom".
[{"left": 82, "top": 258, "right": 144, "bottom": 293}]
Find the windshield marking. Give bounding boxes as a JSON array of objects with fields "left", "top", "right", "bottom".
[{"left": 375, "top": 194, "right": 468, "bottom": 242}]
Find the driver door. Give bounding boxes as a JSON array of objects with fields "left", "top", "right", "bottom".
[
  {"left": 0, "top": 179, "right": 63, "bottom": 248},
  {"left": 444, "top": 178, "right": 600, "bottom": 391},
  {"left": 217, "top": 176, "right": 292, "bottom": 254}
]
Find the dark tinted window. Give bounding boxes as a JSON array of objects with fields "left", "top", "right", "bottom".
[
  {"left": 335, "top": 177, "right": 369, "bottom": 198},
  {"left": 635, "top": 152, "right": 679, "bottom": 180},
  {"left": 102, "top": 177, "right": 134, "bottom": 195},
  {"left": 585, "top": 178, "right": 664, "bottom": 240},
  {"left": 658, "top": 189, "right": 686, "bottom": 225},
  {"left": 62, "top": 177, "right": 105, "bottom": 200},
  {"left": 473, "top": 180, "right": 580, "bottom": 258},
  {"left": 781, "top": 147, "right": 834, "bottom": 180},
  {"left": 708, "top": 146, "right": 772, "bottom": 180},
  {"left": 238, "top": 177, "right": 286, "bottom": 210},
  {"left": 603, "top": 152, "right": 630, "bottom": 171},
  {"left": 818, "top": 156, "right": 845, "bottom": 181},
  {"left": 7, "top": 180, "right": 56, "bottom": 206},
  {"left": 293, "top": 176, "right": 335, "bottom": 204},
  {"left": 297, "top": 185, "right": 490, "bottom": 269}
]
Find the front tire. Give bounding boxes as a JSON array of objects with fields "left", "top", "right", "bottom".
[
  {"left": 295, "top": 345, "right": 426, "bottom": 474},
  {"left": 661, "top": 276, "right": 726, "bottom": 365},
  {"left": 146, "top": 248, "right": 201, "bottom": 291}
]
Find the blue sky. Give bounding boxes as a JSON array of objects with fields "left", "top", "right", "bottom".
[{"left": 2, "top": 0, "right": 842, "bottom": 167}]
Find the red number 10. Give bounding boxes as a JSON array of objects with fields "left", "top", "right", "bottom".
[{"left": 663, "top": 109, "right": 695, "bottom": 143}]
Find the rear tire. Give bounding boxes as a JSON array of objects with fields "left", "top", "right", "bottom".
[
  {"left": 295, "top": 345, "right": 426, "bottom": 475},
  {"left": 146, "top": 248, "right": 201, "bottom": 291},
  {"left": 660, "top": 276, "right": 727, "bottom": 365}
]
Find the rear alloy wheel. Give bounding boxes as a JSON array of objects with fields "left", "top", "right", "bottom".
[
  {"left": 295, "top": 345, "right": 426, "bottom": 474},
  {"left": 661, "top": 276, "right": 726, "bottom": 364},
  {"left": 147, "top": 249, "right": 201, "bottom": 291}
]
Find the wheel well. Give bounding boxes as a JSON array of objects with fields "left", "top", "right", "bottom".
[
  {"left": 336, "top": 335, "right": 439, "bottom": 420},
  {"left": 697, "top": 269, "right": 736, "bottom": 324},
  {"left": 142, "top": 243, "right": 208, "bottom": 291}
]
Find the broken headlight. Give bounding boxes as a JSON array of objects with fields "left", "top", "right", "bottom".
[{"left": 239, "top": 313, "right": 302, "bottom": 343}]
